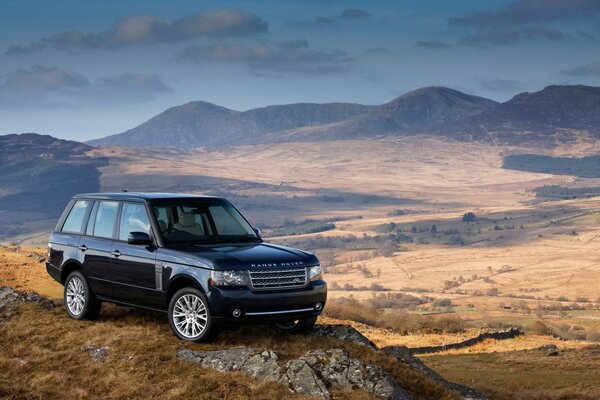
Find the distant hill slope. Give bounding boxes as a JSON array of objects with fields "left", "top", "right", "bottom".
[
  {"left": 0, "top": 133, "right": 107, "bottom": 239},
  {"left": 88, "top": 102, "right": 372, "bottom": 147},
  {"left": 88, "top": 84, "right": 600, "bottom": 147},
  {"left": 438, "top": 85, "right": 600, "bottom": 144},
  {"left": 272, "top": 86, "right": 498, "bottom": 142}
]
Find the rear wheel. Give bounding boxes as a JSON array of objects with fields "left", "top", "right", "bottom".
[
  {"left": 274, "top": 316, "right": 317, "bottom": 334},
  {"left": 64, "top": 271, "right": 101, "bottom": 320},
  {"left": 168, "top": 288, "right": 219, "bottom": 342}
]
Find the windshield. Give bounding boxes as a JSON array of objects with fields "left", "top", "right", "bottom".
[{"left": 152, "top": 200, "right": 260, "bottom": 245}]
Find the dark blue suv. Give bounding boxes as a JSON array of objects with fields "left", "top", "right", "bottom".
[{"left": 46, "top": 193, "right": 326, "bottom": 342}]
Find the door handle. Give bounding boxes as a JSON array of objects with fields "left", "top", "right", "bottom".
[
  {"left": 111, "top": 250, "right": 122, "bottom": 257},
  {"left": 78, "top": 245, "right": 88, "bottom": 252}
]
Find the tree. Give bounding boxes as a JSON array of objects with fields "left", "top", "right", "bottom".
[{"left": 462, "top": 212, "right": 477, "bottom": 222}]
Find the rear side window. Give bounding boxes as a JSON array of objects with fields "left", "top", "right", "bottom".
[
  {"left": 91, "top": 201, "right": 119, "bottom": 239},
  {"left": 119, "top": 203, "right": 151, "bottom": 240},
  {"left": 61, "top": 201, "right": 90, "bottom": 234}
]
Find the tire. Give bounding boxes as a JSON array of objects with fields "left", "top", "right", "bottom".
[
  {"left": 168, "top": 287, "right": 219, "bottom": 342},
  {"left": 274, "top": 316, "right": 318, "bottom": 334},
  {"left": 64, "top": 270, "right": 102, "bottom": 320}
]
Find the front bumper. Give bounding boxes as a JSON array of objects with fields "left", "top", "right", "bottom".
[{"left": 207, "top": 280, "right": 327, "bottom": 322}]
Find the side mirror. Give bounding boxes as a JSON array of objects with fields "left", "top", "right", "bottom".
[
  {"left": 128, "top": 231, "right": 152, "bottom": 245},
  {"left": 253, "top": 228, "right": 262, "bottom": 238}
]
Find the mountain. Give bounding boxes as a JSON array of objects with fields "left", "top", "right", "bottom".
[
  {"left": 0, "top": 133, "right": 107, "bottom": 239},
  {"left": 437, "top": 85, "right": 600, "bottom": 144},
  {"left": 89, "top": 85, "right": 600, "bottom": 148},
  {"left": 88, "top": 101, "right": 372, "bottom": 147},
  {"left": 271, "top": 86, "right": 498, "bottom": 142}
]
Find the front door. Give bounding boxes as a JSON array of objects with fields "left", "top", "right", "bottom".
[{"left": 109, "top": 202, "right": 160, "bottom": 307}]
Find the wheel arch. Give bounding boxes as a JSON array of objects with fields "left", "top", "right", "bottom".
[
  {"left": 166, "top": 274, "right": 206, "bottom": 302},
  {"left": 60, "top": 260, "right": 84, "bottom": 284}
]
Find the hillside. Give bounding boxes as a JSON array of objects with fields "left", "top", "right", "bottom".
[
  {"left": 88, "top": 102, "right": 372, "bottom": 147},
  {"left": 88, "top": 85, "right": 600, "bottom": 147},
  {"left": 438, "top": 85, "right": 600, "bottom": 145},
  {"left": 0, "top": 133, "right": 107, "bottom": 240},
  {"left": 272, "top": 87, "right": 497, "bottom": 142}
]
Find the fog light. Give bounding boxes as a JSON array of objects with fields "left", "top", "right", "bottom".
[
  {"left": 232, "top": 309, "right": 242, "bottom": 318},
  {"left": 315, "top": 302, "right": 323, "bottom": 311}
]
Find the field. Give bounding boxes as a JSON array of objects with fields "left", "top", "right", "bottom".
[{"left": 3, "top": 137, "right": 600, "bottom": 398}]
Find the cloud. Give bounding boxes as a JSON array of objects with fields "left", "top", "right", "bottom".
[
  {"left": 0, "top": 66, "right": 172, "bottom": 108},
  {"left": 460, "top": 24, "right": 564, "bottom": 46},
  {"left": 313, "top": 9, "right": 372, "bottom": 25},
  {"left": 449, "top": 0, "right": 600, "bottom": 27},
  {"left": 416, "top": 40, "right": 451, "bottom": 49},
  {"left": 365, "top": 47, "right": 391, "bottom": 54},
  {"left": 561, "top": 62, "right": 600, "bottom": 76},
  {"left": 449, "top": 0, "right": 596, "bottom": 46},
  {"left": 480, "top": 78, "right": 523, "bottom": 92},
  {"left": 179, "top": 39, "right": 352, "bottom": 74},
  {"left": 5, "top": 10, "right": 268, "bottom": 55}
]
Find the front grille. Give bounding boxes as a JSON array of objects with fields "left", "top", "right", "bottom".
[{"left": 249, "top": 267, "right": 307, "bottom": 290}]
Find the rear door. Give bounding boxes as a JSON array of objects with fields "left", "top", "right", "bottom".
[
  {"left": 109, "top": 202, "right": 160, "bottom": 307},
  {"left": 49, "top": 200, "right": 91, "bottom": 273},
  {"left": 79, "top": 200, "right": 119, "bottom": 297}
]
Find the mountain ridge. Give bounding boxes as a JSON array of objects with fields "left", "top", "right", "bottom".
[{"left": 88, "top": 84, "right": 600, "bottom": 148}]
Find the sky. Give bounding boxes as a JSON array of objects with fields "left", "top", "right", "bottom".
[{"left": 1, "top": 0, "right": 600, "bottom": 141}]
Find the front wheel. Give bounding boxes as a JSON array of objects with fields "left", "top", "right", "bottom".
[
  {"left": 168, "top": 288, "right": 219, "bottom": 342},
  {"left": 64, "top": 271, "right": 101, "bottom": 320},
  {"left": 274, "top": 316, "right": 318, "bottom": 334}
]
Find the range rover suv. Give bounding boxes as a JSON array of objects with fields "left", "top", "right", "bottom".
[{"left": 46, "top": 193, "right": 326, "bottom": 342}]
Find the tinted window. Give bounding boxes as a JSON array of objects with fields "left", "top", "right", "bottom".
[
  {"left": 92, "top": 201, "right": 119, "bottom": 239},
  {"left": 61, "top": 201, "right": 90, "bottom": 233},
  {"left": 152, "top": 201, "right": 258, "bottom": 244},
  {"left": 119, "top": 203, "right": 151, "bottom": 241},
  {"left": 85, "top": 202, "right": 98, "bottom": 236},
  {"left": 209, "top": 205, "right": 250, "bottom": 236}
]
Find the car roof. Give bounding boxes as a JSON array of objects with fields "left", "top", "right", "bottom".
[{"left": 73, "top": 192, "right": 222, "bottom": 201}]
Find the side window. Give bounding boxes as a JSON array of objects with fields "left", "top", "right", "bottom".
[
  {"left": 85, "top": 202, "right": 98, "bottom": 236},
  {"left": 92, "top": 201, "right": 119, "bottom": 239},
  {"left": 119, "top": 203, "right": 151, "bottom": 241},
  {"left": 61, "top": 201, "right": 90, "bottom": 234}
]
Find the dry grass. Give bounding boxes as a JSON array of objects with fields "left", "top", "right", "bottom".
[
  {"left": 324, "top": 297, "right": 467, "bottom": 335},
  {"left": 0, "top": 246, "right": 459, "bottom": 400},
  {"left": 423, "top": 346, "right": 600, "bottom": 400},
  {"left": 0, "top": 302, "right": 461, "bottom": 400}
]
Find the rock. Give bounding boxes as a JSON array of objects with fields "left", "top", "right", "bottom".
[
  {"left": 547, "top": 350, "right": 560, "bottom": 357},
  {"left": 177, "top": 347, "right": 410, "bottom": 399},
  {"left": 310, "top": 324, "right": 377, "bottom": 349},
  {"left": 280, "top": 358, "right": 330, "bottom": 399},
  {"left": 303, "top": 349, "right": 410, "bottom": 400},
  {"left": 242, "top": 350, "right": 281, "bottom": 381},
  {"left": 0, "top": 286, "right": 54, "bottom": 320},
  {"left": 81, "top": 345, "right": 109, "bottom": 362},
  {"left": 382, "top": 346, "right": 486, "bottom": 400},
  {"left": 177, "top": 348, "right": 281, "bottom": 382}
]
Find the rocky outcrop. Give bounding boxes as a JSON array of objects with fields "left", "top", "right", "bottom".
[
  {"left": 310, "top": 324, "right": 377, "bottom": 349},
  {"left": 177, "top": 347, "right": 410, "bottom": 400},
  {"left": 0, "top": 286, "right": 55, "bottom": 321}
]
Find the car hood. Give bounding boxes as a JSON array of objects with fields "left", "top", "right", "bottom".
[{"left": 156, "top": 241, "right": 319, "bottom": 270}]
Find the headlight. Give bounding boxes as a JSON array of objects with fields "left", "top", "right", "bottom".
[
  {"left": 210, "top": 270, "right": 248, "bottom": 286},
  {"left": 308, "top": 265, "right": 323, "bottom": 282}
]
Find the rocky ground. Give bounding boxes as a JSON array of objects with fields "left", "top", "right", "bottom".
[{"left": 0, "top": 285, "right": 484, "bottom": 399}]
